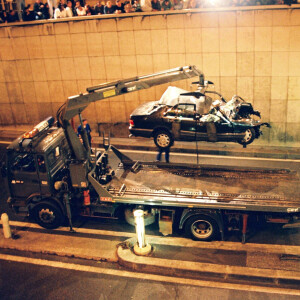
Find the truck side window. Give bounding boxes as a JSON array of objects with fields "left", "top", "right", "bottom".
[
  {"left": 37, "top": 155, "right": 46, "bottom": 173},
  {"left": 11, "top": 153, "right": 36, "bottom": 173},
  {"left": 48, "top": 146, "right": 61, "bottom": 167}
]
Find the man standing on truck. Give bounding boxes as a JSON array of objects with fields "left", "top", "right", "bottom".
[{"left": 77, "top": 119, "right": 92, "bottom": 149}]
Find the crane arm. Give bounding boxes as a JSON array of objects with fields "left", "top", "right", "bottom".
[
  {"left": 61, "top": 65, "right": 203, "bottom": 122},
  {"left": 57, "top": 65, "right": 203, "bottom": 161}
]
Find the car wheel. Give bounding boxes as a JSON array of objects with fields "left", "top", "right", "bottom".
[
  {"left": 33, "top": 201, "right": 64, "bottom": 229},
  {"left": 154, "top": 130, "right": 173, "bottom": 149},
  {"left": 185, "top": 215, "right": 220, "bottom": 241},
  {"left": 238, "top": 128, "right": 255, "bottom": 146}
]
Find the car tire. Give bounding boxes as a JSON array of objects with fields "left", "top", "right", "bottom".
[
  {"left": 33, "top": 201, "right": 64, "bottom": 229},
  {"left": 184, "top": 215, "right": 220, "bottom": 241},
  {"left": 154, "top": 130, "right": 173, "bottom": 149},
  {"left": 238, "top": 128, "right": 255, "bottom": 146}
]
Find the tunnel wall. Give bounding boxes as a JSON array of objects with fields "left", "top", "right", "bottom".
[{"left": 0, "top": 6, "right": 300, "bottom": 146}]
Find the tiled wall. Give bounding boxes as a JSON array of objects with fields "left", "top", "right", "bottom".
[{"left": 0, "top": 8, "right": 300, "bottom": 146}]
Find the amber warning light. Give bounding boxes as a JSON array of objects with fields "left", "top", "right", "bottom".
[{"left": 23, "top": 116, "right": 55, "bottom": 139}]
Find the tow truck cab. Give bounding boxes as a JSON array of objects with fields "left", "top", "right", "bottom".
[{"left": 6, "top": 121, "right": 71, "bottom": 218}]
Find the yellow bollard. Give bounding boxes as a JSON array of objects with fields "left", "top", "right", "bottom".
[{"left": 1, "top": 213, "right": 12, "bottom": 239}]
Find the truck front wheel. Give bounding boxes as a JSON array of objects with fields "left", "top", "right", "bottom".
[
  {"left": 185, "top": 215, "right": 219, "bottom": 241},
  {"left": 33, "top": 201, "right": 64, "bottom": 229}
]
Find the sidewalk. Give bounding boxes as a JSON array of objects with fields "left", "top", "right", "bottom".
[
  {"left": 1, "top": 221, "right": 300, "bottom": 285},
  {"left": 1, "top": 128, "right": 300, "bottom": 160}
]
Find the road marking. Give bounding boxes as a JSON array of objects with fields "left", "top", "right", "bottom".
[
  {"left": 0, "top": 253, "right": 299, "bottom": 295},
  {"left": 6, "top": 220, "right": 135, "bottom": 238},
  {"left": 5, "top": 221, "right": 300, "bottom": 255},
  {"left": 119, "top": 149, "right": 300, "bottom": 163}
]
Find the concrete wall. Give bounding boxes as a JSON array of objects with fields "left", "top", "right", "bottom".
[{"left": 0, "top": 6, "right": 300, "bottom": 146}]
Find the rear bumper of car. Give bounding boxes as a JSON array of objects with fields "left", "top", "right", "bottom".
[{"left": 129, "top": 127, "right": 153, "bottom": 138}]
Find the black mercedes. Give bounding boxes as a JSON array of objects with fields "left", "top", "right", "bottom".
[{"left": 129, "top": 86, "right": 270, "bottom": 149}]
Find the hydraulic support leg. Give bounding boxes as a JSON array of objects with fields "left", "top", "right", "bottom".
[
  {"left": 64, "top": 193, "right": 75, "bottom": 232},
  {"left": 242, "top": 214, "right": 248, "bottom": 244}
]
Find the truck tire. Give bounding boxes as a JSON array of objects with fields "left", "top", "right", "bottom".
[
  {"left": 154, "top": 130, "right": 173, "bottom": 149},
  {"left": 184, "top": 215, "right": 219, "bottom": 241},
  {"left": 33, "top": 201, "right": 64, "bottom": 229}
]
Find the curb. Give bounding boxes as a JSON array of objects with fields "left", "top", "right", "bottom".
[
  {"left": 0, "top": 243, "right": 117, "bottom": 263},
  {"left": 117, "top": 245, "right": 300, "bottom": 283},
  {"left": 0, "top": 228, "right": 119, "bottom": 263}
]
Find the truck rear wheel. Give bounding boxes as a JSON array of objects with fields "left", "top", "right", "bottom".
[
  {"left": 33, "top": 201, "right": 64, "bottom": 229},
  {"left": 185, "top": 215, "right": 219, "bottom": 241}
]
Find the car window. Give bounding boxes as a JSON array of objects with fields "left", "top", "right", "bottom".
[
  {"left": 11, "top": 153, "right": 36, "bottom": 173},
  {"left": 165, "top": 104, "right": 196, "bottom": 118},
  {"left": 177, "top": 104, "right": 196, "bottom": 118}
]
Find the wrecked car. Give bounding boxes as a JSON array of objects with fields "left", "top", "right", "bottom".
[{"left": 129, "top": 85, "right": 270, "bottom": 149}]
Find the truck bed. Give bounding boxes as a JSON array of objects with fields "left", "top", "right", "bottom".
[{"left": 104, "top": 161, "right": 300, "bottom": 213}]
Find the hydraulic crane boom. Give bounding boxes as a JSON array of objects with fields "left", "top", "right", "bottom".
[
  {"left": 56, "top": 65, "right": 203, "bottom": 161},
  {"left": 61, "top": 65, "right": 202, "bottom": 121}
]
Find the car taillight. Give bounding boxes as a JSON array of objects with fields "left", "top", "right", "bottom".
[{"left": 129, "top": 119, "right": 134, "bottom": 127}]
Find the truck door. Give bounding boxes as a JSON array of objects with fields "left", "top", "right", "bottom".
[
  {"left": 8, "top": 153, "right": 41, "bottom": 199},
  {"left": 36, "top": 154, "right": 50, "bottom": 194}
]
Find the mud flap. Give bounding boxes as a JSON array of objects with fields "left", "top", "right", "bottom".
[
  {"left": 206, "top": 122, "right": 217, "bottom": 142},
  {"left": 172, "top": 120, "right": 181, "bottom": 139},
  {"left": 159, "top": 209, "right": 174, "bottom": 236}
]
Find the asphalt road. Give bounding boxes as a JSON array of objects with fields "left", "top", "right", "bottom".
[{"left": 1, "top": 250, "right": 299, "bottom": 300}]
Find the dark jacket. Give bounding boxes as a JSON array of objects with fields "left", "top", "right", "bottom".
[{"left": 23, "top": 10, "right": 35, "bottom": 21}]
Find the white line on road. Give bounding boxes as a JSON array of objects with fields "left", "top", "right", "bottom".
[
  {"left": 0, "top": 253, "right": 299, "bottom": 296},
  {"left": 6, "top": 220, "right": 135, "bottom": 238},
  {"left": 120, "top": 148, "right": 300, "bottom": 163}
]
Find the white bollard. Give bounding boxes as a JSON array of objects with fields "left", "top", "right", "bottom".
[
  {"left": 1, "top": 213, "right": 12, "bottom": 239},
  {"left": 133, "top": 210, "right": 151, "bottom": 255}
]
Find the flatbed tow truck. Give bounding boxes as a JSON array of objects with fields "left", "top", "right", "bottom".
[{"left": 4, "top": 66, "right": 300, "bottom": 242}]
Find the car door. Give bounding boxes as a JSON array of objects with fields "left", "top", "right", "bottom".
[{"left": 176, "top": 103, "right": 198, "bottom": 140}]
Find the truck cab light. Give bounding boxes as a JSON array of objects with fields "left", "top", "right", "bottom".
[{"left": 22, "top": 116, "right": 55, "bottom": 139}]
